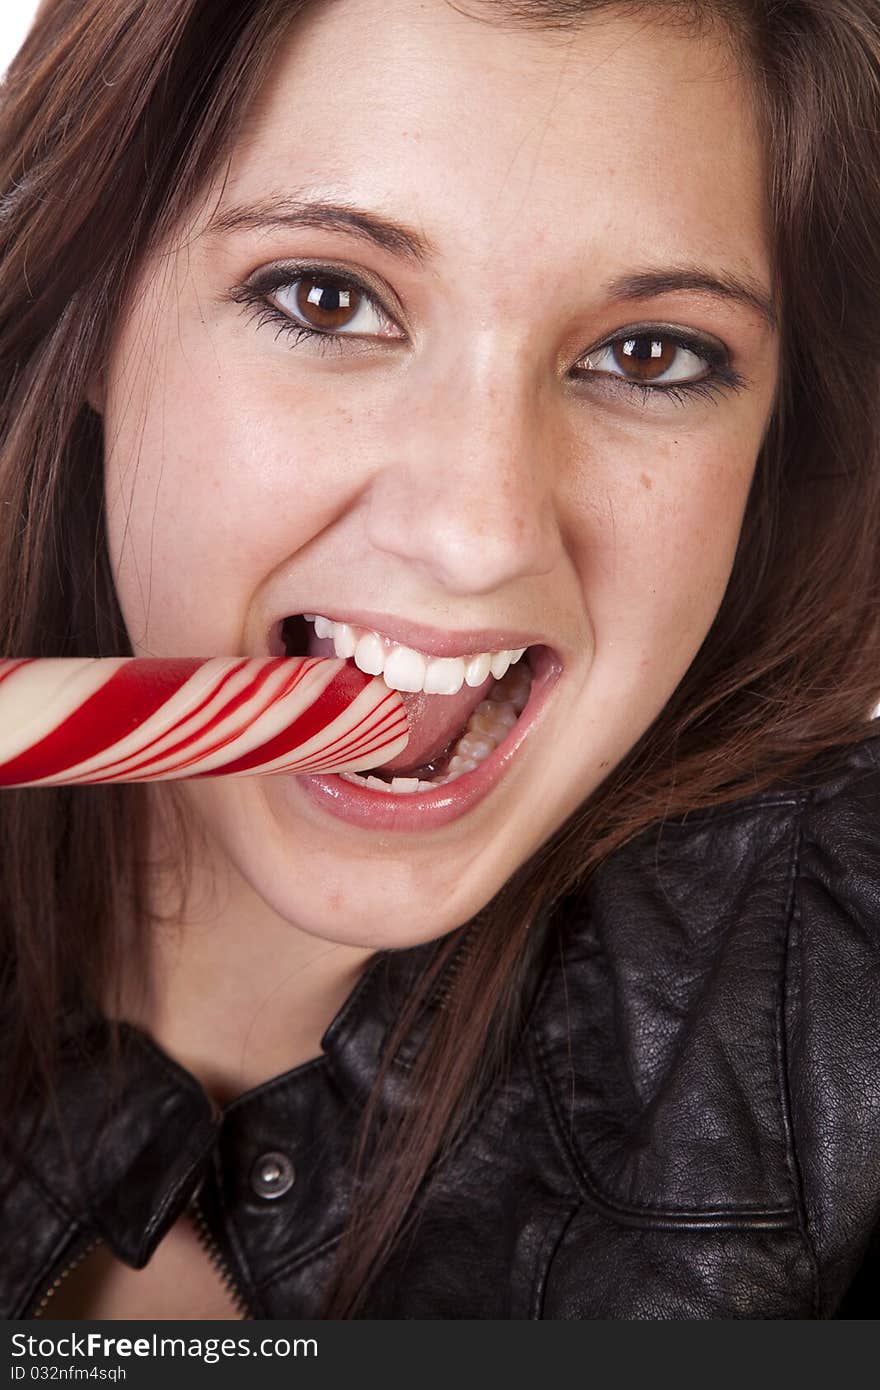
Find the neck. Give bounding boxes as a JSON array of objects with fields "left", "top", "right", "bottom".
[{"left": 107, "top": 798, "right": 375, "bottom": 1109}]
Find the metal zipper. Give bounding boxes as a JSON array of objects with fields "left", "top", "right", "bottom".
[
  {"left": 30, "top": 1232, "right": 104, "bottom": 1318},
  {"left": 188, "top": 1187, "right": 254, "bottom": 1320},
  {"left": 30, "top": 1197, "right": 252, "bottom": 1320}
]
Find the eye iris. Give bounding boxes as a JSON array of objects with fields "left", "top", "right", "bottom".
[
  {"left": 613, "top": 336, "right": 677, "bottom": 381},
  {"left": 295, "top": 275, "right": 359, "bottom": 329}
]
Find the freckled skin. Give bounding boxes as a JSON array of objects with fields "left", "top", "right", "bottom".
[{"left": 99, "top": 0, "right": 779, "bottom": 1086}]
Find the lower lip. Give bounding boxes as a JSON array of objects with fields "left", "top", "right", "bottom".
[{"left": 294, "top": 645, "right": 561, "bottom": 832}]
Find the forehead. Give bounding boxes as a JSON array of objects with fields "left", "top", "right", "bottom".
[{"left": 200, "top": 0, "right": 769, "bottom": 287}]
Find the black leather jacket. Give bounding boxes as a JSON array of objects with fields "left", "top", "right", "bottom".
[{"left": 4, "top": 732, "right": 880, "bottom": 1320}]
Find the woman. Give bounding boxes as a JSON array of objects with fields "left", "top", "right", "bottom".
[{"left": 1, "top": 0, "right": 879, "bottom": 1320}]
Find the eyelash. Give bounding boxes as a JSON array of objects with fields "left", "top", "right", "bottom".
[{"left": 229, "top": 265, "right": 747, "bottom": 407}]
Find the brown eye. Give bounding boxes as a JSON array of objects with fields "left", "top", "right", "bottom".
[
  {"left": 291, "top": 274, "right": 361, "bottom": 330},
  {"left": 613, "top": 336, "right": 680, "bottom": 381},
  {"left": 579, "top": 333, "right": 712, "bottom": 387},
  {"left": 269, "top": 272, "right": 402, "bottom": 340}
]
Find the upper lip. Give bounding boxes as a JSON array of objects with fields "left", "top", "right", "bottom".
[{"left": 267, "top": 608, "right": 551, "bottom": 660}]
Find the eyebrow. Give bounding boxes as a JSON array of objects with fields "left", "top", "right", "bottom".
[
  {"left": 604, "top": 267, "right": 777, "bottom": 331},
  {"left": 206, "top": 195, "right": 777, "bottom": 329},
  {"left": 204, "top": 195, "right": 435, "bottom": 265}
]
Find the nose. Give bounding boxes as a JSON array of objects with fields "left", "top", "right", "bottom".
[{"left": 364, "top": 363, "right": 564, "bottom": 595}]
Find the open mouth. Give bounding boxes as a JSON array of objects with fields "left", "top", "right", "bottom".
[{"left": 272, "top": 614, "right": 547, "bottom": 797}]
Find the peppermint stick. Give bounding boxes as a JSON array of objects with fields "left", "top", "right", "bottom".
[{"left": 0, "top": 656, "right": 407, "bottom": 787}]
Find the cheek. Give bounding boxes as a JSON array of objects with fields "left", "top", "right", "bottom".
[
  {"left": 569, "top": 430, "right": 756, "bottom": 669},
  {"left": 101, "top": 315, "right": 364, "bottom": 651}
]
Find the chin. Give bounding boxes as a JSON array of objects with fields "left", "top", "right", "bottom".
[{"left": 256, "top": 860, "right": 498, "bottom": 949}]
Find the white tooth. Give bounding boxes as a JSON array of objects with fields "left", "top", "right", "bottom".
[
  {"left": 493, "top": 703, "right": 518, "bottom": 730},
  {"left": 354, "top": 632, "right": 386, "bottom": 675},
  {"left": 333, "top": 622, "right": 358, "bottom": 659},
  {"left": 509, "top": 647, "right": 527, "bottom": 664},
  {"left": 389, "top": 777, "right": 424, "bottom": 794},
  {"left": 447, "top": 754, "right": 479, "bottom": 775},
  {"left": 489, "top": 649, "right": 513, "bottom": 680},
  {"left": 423, "top": 656, "right": 465, "bottom": 695},
  {"left": 365, "top": 776, "right": 391, "bottom": 791},
  {"left": 303, "top": 614, "right": 317, "bottom": 622},
  {"left": 470, "top": 705, "right": 504, "bottom": 737},
  {"left": 313, "top": 615, "right": 333, "bottom": 639},
  {"left": 464, "top": 652, "right": 492, "bottom": 687},
  {"left": 476, "top": 697, "right": 518, "bottom": 728},
  {"left": 417, "top": 780, "right": 436, "bottom": 791},
  {"left": 457, "top": 733, "right": 496, "bottom": 761},
  {"left": 382, "top": 644, "right": 428, "bottom": 692}
]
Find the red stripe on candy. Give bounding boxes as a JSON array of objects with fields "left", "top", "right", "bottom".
[
  {"left": 0, "top": 658, "right": 208, "bottom": 785},
  {"left": 0, "top": 660, "right": 30, "bottom": 690},
  {"left": 277, "top": 693, "right": 407, "bottom": 771},
  {"left": 111, "top": 656, "right": 322, "bottom": 778},
  {"left": 67, "top": 657, "right": 281, "bottom": 781},
  {"left": 190, "top": 661, "right": 375, "bottom": 777}
]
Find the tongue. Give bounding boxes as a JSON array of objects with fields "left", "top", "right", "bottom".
[
  {"left": 378, "top": 681, "right": 493, "bottom": 773},
  {"left": 308, "top": 631, "right": 493, "bottom": 773}
]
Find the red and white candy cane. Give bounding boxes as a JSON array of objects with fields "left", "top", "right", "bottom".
[{"left": 0, "top": 656, "right": 408, "bottom": 788}]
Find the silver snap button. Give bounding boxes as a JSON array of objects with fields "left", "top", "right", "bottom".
[{"left": 250, "top": 1150, "right": 295, "bottom": 1199}]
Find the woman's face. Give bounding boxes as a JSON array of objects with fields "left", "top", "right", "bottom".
[{"left": 101, "top": 0, "right": 778, "bottom": 948}]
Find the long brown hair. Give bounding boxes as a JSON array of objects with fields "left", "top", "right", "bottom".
[{"left": 1, "top": 0, "right": 878, "bottom": 1318}]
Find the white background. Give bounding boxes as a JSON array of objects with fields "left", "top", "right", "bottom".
[{"left": 1, "top": 1, "right": 40, "bottom": 79}]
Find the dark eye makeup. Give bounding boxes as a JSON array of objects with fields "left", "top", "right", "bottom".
[{"left": 227, "top": 263, "right": 748, "bottom": 407}]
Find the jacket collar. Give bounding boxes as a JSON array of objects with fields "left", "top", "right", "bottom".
[{"left": 16, "top": 931, "right": 458, "bottom": 1268}]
